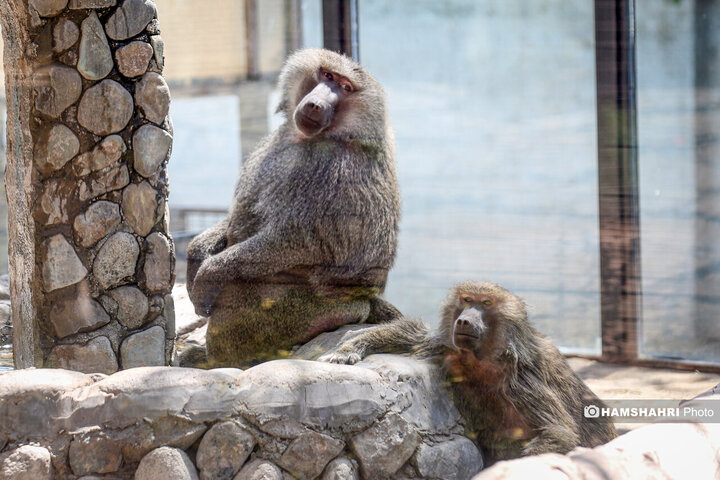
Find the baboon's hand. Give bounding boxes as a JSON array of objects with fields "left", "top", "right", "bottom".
[{"left": 318, "top": 350, "right": 363, "bottom": 365}]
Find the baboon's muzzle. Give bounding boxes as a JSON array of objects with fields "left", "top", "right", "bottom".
[
  {"left": 453, "top": 306, "right": 486, "bottom": 349},
  {"left": 294, "top": 81, "right": 339, "bottom": 137}
]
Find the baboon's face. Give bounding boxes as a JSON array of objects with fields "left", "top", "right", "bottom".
[
  {"left": 443, "top": 282, "right": 527, "bottom": 356},
  {"left": 293, "top": 67, "right": 355, "bottom": 137}
]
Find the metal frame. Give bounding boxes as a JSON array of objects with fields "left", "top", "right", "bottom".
[{"left": 322, "top": 0, "right": 359, "bottom": 60}]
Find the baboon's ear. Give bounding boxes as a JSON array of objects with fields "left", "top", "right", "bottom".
[{"left": 503, "top": 340, "right": 519, "bottom": 365}]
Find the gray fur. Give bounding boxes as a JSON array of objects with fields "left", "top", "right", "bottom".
[{"left": 187, "top": 48, "right": 400, "bottom": 315}]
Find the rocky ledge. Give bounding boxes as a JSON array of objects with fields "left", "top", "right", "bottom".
[{"left": 0, "top": 348, "right": 483, "bottom": 480}]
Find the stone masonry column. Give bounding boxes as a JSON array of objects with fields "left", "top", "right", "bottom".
[{"left": 0, "top": 0, "right": 174, "bottom": 371}]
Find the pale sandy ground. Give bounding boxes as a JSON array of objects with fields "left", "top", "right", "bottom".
[{"left": 568, "top": 357, "right": 720, "bottom": 433}]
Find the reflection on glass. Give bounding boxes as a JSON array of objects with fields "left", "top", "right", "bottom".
[
  {"left": 637, "top": 0, "right": 720, "bottom": 363},
  {"left": 357, "top": 1, "right": 601, "bottom": 352}
]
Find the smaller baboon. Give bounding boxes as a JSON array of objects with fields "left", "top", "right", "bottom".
[{"left": 320, "top": 282, "right": 617, "bottom": 463}]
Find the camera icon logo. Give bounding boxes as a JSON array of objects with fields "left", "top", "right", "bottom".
[{"left": 584, "top": 405, "right": 600, "bottom": 418}]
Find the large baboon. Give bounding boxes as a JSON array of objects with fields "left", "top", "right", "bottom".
[
  {"left": 320, "top": 282, "right": 617, "bottom": 463},
  {"left": 186, "top": 49, "right": 401, "bottom": 366}
]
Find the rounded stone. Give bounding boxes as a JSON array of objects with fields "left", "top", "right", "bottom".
[
  {"left": 120, "top": 325, "right": 165, "bottom": 368},
  {"left": 105, "top": 0, "right": 157, "bottom": 40},
  {"left": 74, "top": 135, "right": 127, "bottom": 176},
  {"left": 116, "top": 41, "right": 153, "bottom": 77},
  {"left": 136, "top": 447, "right": 198, "bottom": 480},
  {"left": 413, "top": 437, "right": 483, "bottom": 480},
  {"left": 68, "top": 436, "right": 122, "bottom": 476},
  {"left": 29, "top": 0, "right": 68, "bottom": 17},
  {"left": 42, "top": 234, "right": 87, "bottom": 292},
  {"left": 122, "top": 181, "right": 161, "bottom": 236},
  {"left": 78, "top": 165, "right": 130, "bottom": 201},
  {"left": 74, "top": 201, "right": 121, "bottom": 248},
  {"left": 0, "top": 445, "right": 52, "bottom": 480},
  {"left": 33, "top": 64, "right": 82, "bottom": 118},
  {"left": 93, "top": 232, "right": 139, "bottom": 290},
  {"left": 196, "top": 421, "right": 256, "bottom": 480},
  {"left": 78, "top": 80, "right": 133, "bottom": 135},
  {"left": 48, "top": 290, "right": 110, "bottom": 338},
  {"left": 78, "top": 11, "right": 113, "bottom": 81},
  {"left": 34, "top": 178, "right": 73, "bottom": 226},
  {"left": 34, "top": 123, "right": 79, "bottom": 175},
  {"left": 234, "top": 460, "right": 282, "bottom": 480},
  {"left": 133, "top": 124, "right": 172, "bottom": 177},
  {"left": 321, "top": 458, "right": 359, "bottom": 480},
  {"left": 108, "top": 285, "right": 149, "bottom": 328},
  {"left": 143, "top": 232, "right": 173, "bottom": 294},
  {"left": 46, "top": 336, "right": 118, "bottom": 374},
  {"left": 150, "top": 35, "right": 164, "bottom": 69},
  {"left": 53, "top": 18, "right": 79, "bottom": 52},
  {"left": 135, "top": 72, "right": 171, "bottom": 124}
]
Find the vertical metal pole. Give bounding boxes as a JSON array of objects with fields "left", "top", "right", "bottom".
[
  {"left": 322, "top": 0, "right": 359, "bottom": 60},
  {"left": 594, "top": 0, "right": 642, "bottom": 361}
]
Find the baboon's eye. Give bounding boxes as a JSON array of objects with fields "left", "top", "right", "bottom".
[
  {"left": 482, "top": 299, "right": 493, "bottom": 306},
  {"left": 462, "top": 296, "right": 472, "bottom": 304},
  {"left": 341, "top": 83, "right": 354, "bottom": 93},
  {"left": 323, "top": 71, "right": 334, "bottom": 81}
]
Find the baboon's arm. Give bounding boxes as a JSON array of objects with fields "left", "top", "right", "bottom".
[
  {"left": 188, "top": 228, "right": 317, "bottom": 315},
  {"left": 186, "top": 218, "right": 229, "bottom": 293},
  {"left": 318, "top": 317, "right": 439, "bottom": 364}
]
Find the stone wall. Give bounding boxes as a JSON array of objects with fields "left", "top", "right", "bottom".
[
  {"left": 0, "top": 0, "right": 174, "bottom": 370},
  {"left": 0, "top": 355, "right": 484, "bottom": 480}
]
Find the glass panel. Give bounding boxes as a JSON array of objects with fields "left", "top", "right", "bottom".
[
  {"left": 357, "top": 1, "right": 601, "bottom": 353},
  {"left": 637, "top": 0, "right": 720, "bottom": 363}
]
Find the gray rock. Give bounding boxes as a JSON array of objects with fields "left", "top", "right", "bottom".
[
  {"left": 69, "top": 435, "right": 122, "bottom": 476},
  {"left": 69, "top": 0, "right": 117, "bottom": 7},
  {"left": 144, "top": 232, "right": 173, "bottom": 293},
  {"left": 33, "top": 64, "right": 82, "bottom": 118},
  {"left": 93, "top": 232, "right": 139, "bottom": 290},
  {"left": 53, "top": 18, "right": 79, "bottom": 52},
  {"left": 78, "top": 80, "right": 134, "bottom": 135},
  {"left": 105, "top": 0, "right": 157, "bottom": 40},
  {"left": 0, "top": 445, "right": 52, "bottom": 480},
  {"left": 164, "top": 293, "right": 176, "bottom": 338},
  {"left": 116, "top": 41, "right": 153, "bottom": 77},
  {"left": 74, "top": 135, "right": 126, "bottom": 176},
  {"left": 34, "top": 178, "right": 74, "bottom": 226},
  {"left": 133, "top": 124, "right": 172, "bottom": 177},
  {"left": 78, "top": 11, "right": 113, "bottom": 80},
  {"left": 120, "top": 325, "right": 165, "bottom": 368},
  {"left": 196, "top": 421, "right": 256, "bottom": 480},
  {"left": 78, "top": 164, "right": 130, "bottom": 201},
  {"left": 48, "top": 291, "right": 110, "bottom": 338},
  {"left": 278, "top": 431, "right": 345, "bottom": 480},
  {"left": 0, "top": 302, "right": 11, "bottom": 345},
  {"left": 46, "top": 336, "right": 118, "bottom": 374},
  {"left": 34, "top": 123, "right": 79, "bottom": 175},
  {"left": 29, "top": 0, "right": 68, "bottom": 17},
  {"left": 321, "top": 458, "right": 359, "bottom": 480},
  {"left": 234, "top": 460, "right": 282, "bottom": 480},
  {"left": 414, "top": 438, "right": 483, "bottom": 480},
  {"left": 136, "top": 447, "right": 199, "bottom": 480},
  {"left": 149, "top": 35, "right": 164, "bottom": 69},
  {"left": 122, "top": 182, "right": 161, "bottom": 236},
  {"left": 235, "top": 360, "right": 392, "bottom": 431},
  {"left": 108, "top": 285, "right": 149, "bottom": 329},
  {"left": 152, "top": 417, "right": 208, "bottom": 450},
  {"left": 74, "top": 200, "right": 121, "bottom": 248},
  {"left": 42, "top": 234, "right": 87, "bottom": 292},
  {"left": 135, "top": 72, "right": 171, "bottom": 124},
  {"left": 349, "top": 413, "right": 420, "bottom": 478}
]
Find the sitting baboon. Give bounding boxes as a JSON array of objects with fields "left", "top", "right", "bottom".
[
  {"left": 320, "top": 282, "right": 617, "bottom": 463},
  {"left": 186, "top": 49, "right": 401, "bottom": 366}
]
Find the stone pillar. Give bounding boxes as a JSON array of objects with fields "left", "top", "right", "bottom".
[{"left": 0, "top": 0, "right": 175, "bottom": 371}]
